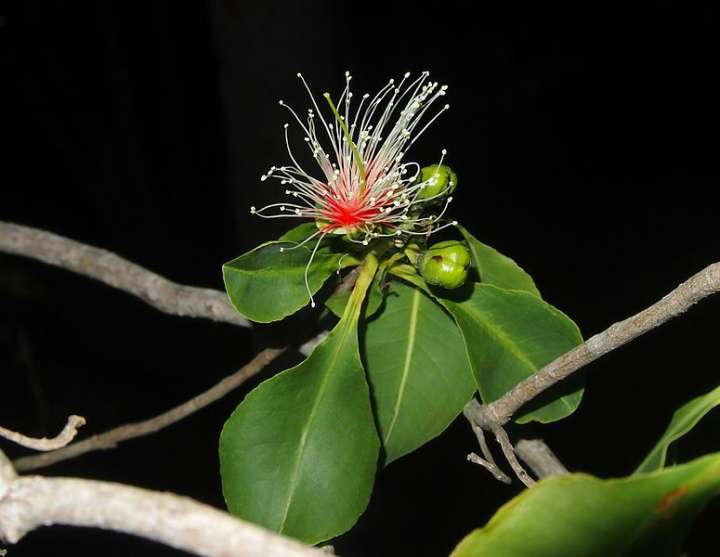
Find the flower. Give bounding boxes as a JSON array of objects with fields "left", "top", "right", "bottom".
[{"left": 251, "top": 71, "right": 457, "bottom": 307}]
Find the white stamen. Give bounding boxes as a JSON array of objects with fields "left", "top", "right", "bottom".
[{"left": 253, "top": 71, "right": 455, "bottom": 304}]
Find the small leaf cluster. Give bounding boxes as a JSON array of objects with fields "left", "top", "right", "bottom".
[
  {"left": 219, "top": 162, "right": 720, "bottom": 553},
  {"left": 219, "top": 168, "right": 584, "bottom": 542}
]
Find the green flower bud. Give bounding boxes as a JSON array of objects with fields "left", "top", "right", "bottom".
[
  {"left": 419, "top": 240, "right": 471, "bottom": 289},
  {"left": 416, "top": 165, "right": 458, "bottom": 200}
]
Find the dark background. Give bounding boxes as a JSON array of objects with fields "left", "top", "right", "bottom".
[{"left": 1, "top": 1, "right": 719, "bottom": 555}]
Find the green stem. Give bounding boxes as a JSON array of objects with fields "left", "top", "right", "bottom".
[
  {"left": 404, "top": 243, "right": 422, "bottom": 266},
  {"left": 342, "top": 252, "right": 379, "bottom": 322},
  {"left": 323, "top": 93, "right": 367, "bottom": 195},
  {"left": 388, "top": 263, "right": 428, "bottom": 292}
]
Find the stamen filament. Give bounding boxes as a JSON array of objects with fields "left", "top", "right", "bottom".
[
  {"left": 323, "top": 93, "right": 367, "bottom": 195},
  {"left": 253, "top": 72, "right": 456, "bottom": 309}
]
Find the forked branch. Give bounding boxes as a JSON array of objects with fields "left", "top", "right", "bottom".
[
  {"left": 14, "top": 348, "right": 285, "bottom": 472},
  {"left": 464, "top": 261, "right": 720, "bottom": 485}
]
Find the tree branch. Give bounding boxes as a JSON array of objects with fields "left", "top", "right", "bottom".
[
  {"left": 514, "top": 439, "right": 568, "bottom": 479},
  {"left": 467, "top": 261, "right": 720, "bottom": 428},
  {"left": 13, "top": 348, "right": 285, "bottom": 472},
  {"left": 0, "top": 452, "right": 16, "bottom": 499},
  {"left": 0, "top": 223, "right": 332, "bottom": 555},
  {"left": 493, "top": 425, "right": 535, "bottom": 487},
  {"left": 463, "top": 407, "right": 511, "bottom": 483},
  {"left": 0, "top": 221, "right": 250, "bottom": 328},
  {"left": 0, "top": 415, "right": 85, "bottom": 451},
  {"left": 463, "top": 261, "right": 720, "bottom": 485},
  {"left": 0, "top": 450, "right": 326, "bottom": 557}
]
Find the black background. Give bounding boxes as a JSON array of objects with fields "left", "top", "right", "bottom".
[{"left": 1, "top": 2, "right": 719, "bottom": 555}]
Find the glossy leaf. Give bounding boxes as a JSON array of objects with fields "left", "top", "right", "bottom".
[
  {"left": 635, "top": 385, "right": 720, "bottom": 474},
  {"left": 223, "top": 239, "right": 349, "bottom": 323},
  {"left": 441, "top": 284, "right": 582, "bottom": 423},
  {"left": 457, "top": 224, "right": 540, "bottom": 297},
  {"left": 363, "top": 280, "right": 476, "bottom": 464},
  {"left": 219, "top": 257, "right": 380, "bottom": 543},
  {"left": 278, "top": 223, "right": 362, "bottom": 264},
  {"left": 451, "top": 453, "right": 720, "bottom": 557},
  {"left": 278, "top": 222, "right": 322, "bottom": 244}
]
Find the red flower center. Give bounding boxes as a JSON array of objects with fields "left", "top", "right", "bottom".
[{"left": 322, "top": 194, "right": 382, "bottom": 230}]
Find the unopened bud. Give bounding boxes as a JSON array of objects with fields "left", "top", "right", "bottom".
[
  {"left": 419, "top": 240, "right": 470, "bottom": 289},
  {"left": 416, "top": 165, "right": 458, "bottom": 200}
]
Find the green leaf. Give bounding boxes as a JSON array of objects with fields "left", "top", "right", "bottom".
[
  {"left": 363, "top": 280, "right": 476, "bottom": 464},
  {"left": 325, "top": 287, "right": 354, "bottom": 318},
  {"left": 635, "top": 385, "right": 720, "bottom": 475},
  {"left": 451, "top": 453, "right": 720, "bottom": 557},
  {"left": 219, "top": 256, "right": 380, "bottom": 544},
  {"left": 278, "top": 222, "right": 322, "bottom": 244},
  {"left": 223, "top": 239, "right": 350, "bottom": 323},
  {"left": 457, "top": 224, "right": 541, "bottom": 297},
  {"left": 441, "top": 284, "right": 583, "bottom": 423},
  {"left": 278, "top": 223, "right": 360, "bottom": 266}
]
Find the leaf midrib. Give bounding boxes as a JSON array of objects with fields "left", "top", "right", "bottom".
[
  {"left": 383, "top": 287, "right": 421, "bottom": 447},
  {"left": 275, "top": 258, "right": 377, "bottom": 533},
  {"left": 277, "top": 318, "right": 356, "bottom": 532},
  {"left": 459, "top": 302, "right": 537, "bottom": 372},
  {"left": 457, "top": 296, "right": 574, "bottom": 413}
]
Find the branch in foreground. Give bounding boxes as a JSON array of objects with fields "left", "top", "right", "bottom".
[
  {"left": 14, "top": 348, "right": 285, "bottom": 472},
  {"left": 0, "top": 452, "right": 15, "bottom": 498},
  {"left": 469, "top": 261, "right": 720, "bottom": 427},
  {"left": 0, "top": 221, "right": 250, "bottom": 328},
  {"left": 0, "top": 415, "right": 85, "bottom": 451},
  {"left": 0, "top": 451, "right": 325, "bottom": 557}
]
